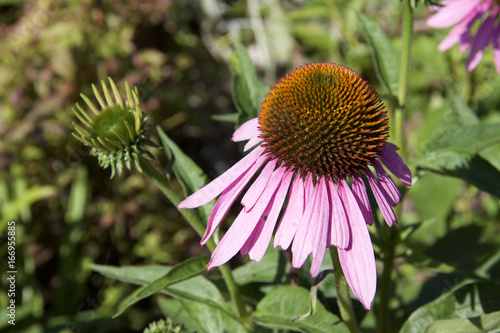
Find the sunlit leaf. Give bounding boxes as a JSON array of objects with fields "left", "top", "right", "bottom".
[
  {"left": 400, "top": 282, "right": 500, "bottom": 333},
  {"left": 357, "top": 12, "right": 399, "bottom": 96},
  {"left": 252, "top": 286, "right": 349, "bottom": 332},
  {"left": 113, "top": 256, "right": 210, "bottom": 317},
  {"left": 157, "top": 126, "right": 213, "bottom": 221},
  {"left": 228, "top": 42, "right": 269, "bottom": 126}
]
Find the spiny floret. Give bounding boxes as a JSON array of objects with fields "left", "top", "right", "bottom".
[{"left": 258, "top": 63, "right": 389, "bottom": 182}]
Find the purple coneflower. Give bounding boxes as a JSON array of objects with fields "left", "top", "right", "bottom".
[
  {"left": 427, "top": 0, "right": 500, "bottom": 73},
  {"left": 178, "top": 63, "right": 411, "bottom": 309}
]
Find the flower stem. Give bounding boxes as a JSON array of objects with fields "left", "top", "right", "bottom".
[
  {"left": 136, "top": 156, "right": 252, "bottom": 330},
  {"left": 395, "top": 0, "right": 413, "bottom": 156},
  {"left": 330, "top": 247, "right": 360, "bottom": 333},
  {"left": 378, "top": 2, "right": 413, "bottom": 333}
]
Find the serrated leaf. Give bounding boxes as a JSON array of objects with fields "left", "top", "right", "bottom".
[
  {"left": 447, "top": 91, "right": 479, "bottom": 126},
  {"left": 229, "top": 42, "right": 269, "bottom": 126},
  {"left": 113, "top": 256, "right": 210, "bottom": 317},
  {"left": 400, "top": 282, "right": 500, "bottom": 333},
  {"left": 252, "top": 286, "right": 349, "bottom": 333},
  {"left": 157, "top": 126, "right": 213, "bottom": 221},
  {"left": 424, "top": 123, "right": 500, "bottom": 153},
  {"left": 357, "top": 12, "right": 399, "bottom": 96},
  {"left": 416, "top": 149, "right": 500, "bottom": 198}
]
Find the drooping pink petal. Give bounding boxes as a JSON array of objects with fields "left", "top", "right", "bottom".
[
  {"left": 310, "top": 178, "right": 330, "bottom": 277},
  {"left": 178, "top": 146, "right": 266, "bottom": 209},
  {"left": 291, "top": 175, "right": 318, "bottom": 268},
  {"left": 437, "top": 9, "right": 476, "bottom": 52},
  {"left": 351, "top": 174, "right": 373, "bottom": 226},
  {"left": 240, "top": 166, "right": 286, "bottom": 256},
  {"left": 274, "top": 175, "right": 305, "bottom": 250},
  {"left": 337, "top": 178, "right": 377, "bottom": 310},
  {"left": 232, "top": 118, "right": 260, "bottom": 142},
  {"left": 373, "top": 160, "right": 401, "bottom": 207},
  {"left": 207, "top": 162, "right": 285, "bottom": 269},
  {"left": 326, "top": 179, "right": 350, "bottom": 249},
  {"left": 247, "top": 169, "right": 293, "bottom": 262},
  {"left": 466, "top": 7, "right": 497, "bottom": 71},
  {"left": 201, "top": 154, "right": 269, "bottom": 245},
  {"left": 365, "top": 171, "right": 397, "bottom": 227},
  {"left": 241, "top": 159, "right": 277, "bottom": 212},
  {"left": 240, "top": 206, "right": 270, "bottom": 256},
  {"left": 493, "top": 23, "right": 500, "bottom": 74},
  {"left": 379, "top": 143, "right": 411, "bottom": 187},
  {"left": 426, "top": 0, "right": 483, "bottom": 29}
]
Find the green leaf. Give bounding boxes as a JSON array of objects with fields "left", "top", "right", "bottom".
[
  {"left": 424, "top": 123, "right": 500, "bottom": 153},
  {"left": 158, "top": 297, "right": 246, "bottom": 333},
  {"left": 0, "top": 185, "right": 57, "bottom": 231},
  {"left": 157, "top": 126, "right": 213, "bottom": 221},
  {"left": 211, "top": 113, "right": 238, "bottom": 123},
  {"left": 228, "top": 42, "right": 269, "bottom": 126},
  {"left": 400, "top": 282, "right": 500, "bottom": 333},
  {"left": 424, "top": 311, "right": 500, "bottom": 333},
  {"left": 357, "top": 12, "right": 399, "bottom": 96},
  {"left": 232, "top": 244, "right": 289, "bottom": 285},
  {"left": 90, "top": 264, "right": 171, "bottom": 285},
  {"left": 252, "top": 286, "right": 349, "bottom": 333},
  {"left": 416, "top": 149, "right": 500, "bottom": 198},
  {"left": 65, "top": 166, "right": 88, "bottom": 223},
  {"left": 446, "top": 91, "right": 479, "bottom": 126},
  {"left": 90, "top": 263, "right": 237, "bottom": 321},
  {"left": 113, "top": 256, "right": 210, "bottom": 317}
]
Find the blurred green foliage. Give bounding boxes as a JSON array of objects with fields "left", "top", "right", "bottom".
[{"left": 1, "top": 0, "right": 500, "bottom": 332}]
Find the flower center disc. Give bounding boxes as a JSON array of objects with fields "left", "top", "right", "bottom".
[{"left": 258, "top": 63, "right": 389, "bottom": 182}]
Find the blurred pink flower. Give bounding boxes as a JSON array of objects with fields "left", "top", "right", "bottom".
[
  {"left": 427, "top": 0, "right": 500, "bottom": 73},
  {"left": 178, "top": 63, "right": 412, "bottom": 310}
]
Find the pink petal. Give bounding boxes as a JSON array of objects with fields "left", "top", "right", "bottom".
[
  {"left": 241, "top": 159, "right": 277, "bottom": 212},
  {"left": 493, "top": 23, "right": 500, "bottom": 73},
  {"left": 466, "top": 7, "right": 497, "bottom": 71},
  {"left": 201, "top": 153, "right": 269, "bottom": 245},
  {"left": 426, "top": 0, "right": 483, "bottom": 29},
  {"left": 351, "top": 174, "right": 373, "bottom": 226},
  {"left": 232, "top": 118, "right": 260, "bottom": 142},
  {"left": 366, "top": 171, "right": 397, "bottom": 227},
  {"left": 379, "top": 143, "right": 411, "bottom": 187},
  {"left": 243, "top": 136, "right": 262, "bottom": 151},
  {"left": 327, "top": 180, "right": 350, "bottom": 249},
  {"left": 310, "top": 178, "right": 330, "bottom": 277},
  {"left": 207, "top": 162, "right": 284, "bottom": 269},
  {"left": 337, "top": 179, "right": 377, "bottom": 310},
  {"left": 247, "top": 169, "right": 293, "bottom": 261},
  {"left": 274, "top": 175, "right": 305, "bottom": 250},
  {"left": 178, "top": 146, "right": 266, "bottom": 209},
  {"left": 240, "top": 207, "right": 269, "bottom": 256},
  {"left": 438, "top": 18, "right": 471, "bottom": 52},
  {"left": 291, "top": 175, "right": 318, "bottom": 268},
  {"left": 373, "top": 160, "right": 401, "bottom": 207}
]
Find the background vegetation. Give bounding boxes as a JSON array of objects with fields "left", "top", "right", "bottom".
[{"left": 1, "top": 0, "right": 500, "bottom": 332}]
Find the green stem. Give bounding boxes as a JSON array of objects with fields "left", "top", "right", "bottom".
[
  {"left": 395, "top": 1, "right": 413, "bottom": 156},
  {"left": 330, "top": 247, "right": 360, "bottom": 333},
  {"left": 137, "top": 156, "right": 252, "bottom": 330},
  {"left": 378, "top": 2, "right": 413, "bottom": 332},
  {"left": 377, "top": 224, "right": 399, "bottom": 333}
]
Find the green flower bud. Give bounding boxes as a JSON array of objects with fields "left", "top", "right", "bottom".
[
  {"left": 72, "top": 78, "right": 157, "bottom": 178},
  {"left": 143, "top": 318, "right": 187, "bottom": 333}
]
